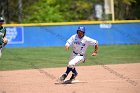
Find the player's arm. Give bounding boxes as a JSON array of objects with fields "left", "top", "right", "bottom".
[
  {"left": 2, "top": 28, "right": 8, "bottom": 45},
  {"left": 65, "top": 35, "right": 75, "bottom": 51},
  {"left": 87, "top": 37, "right": 99, "bottom": 56},
  {"left": 65, "top": 42, "right": 71, "bottom": 51},
  {"left": 92, "top": 43, "right": 98, "bottom": 56}
]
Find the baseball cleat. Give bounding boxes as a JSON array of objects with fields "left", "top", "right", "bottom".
[
  {"left": 58, "top": 73, "right": 67, "bottom": 82},
  {"left": 69, "top": 73, "right": 78, "bottom": 81}
]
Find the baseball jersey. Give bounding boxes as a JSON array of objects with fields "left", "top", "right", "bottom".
[
  {"left": 65, "top": 34, "right": 98, "bottom": 55},
  {"left": 0, "top": 26, "right": 6, "bottom": 45}
]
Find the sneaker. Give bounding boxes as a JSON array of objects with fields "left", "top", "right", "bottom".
[
  {"left": 69, "top": 73, "right": 78, "bottom": 81},
  {"left": 59, "top": 73, "right": 67, "bottom": 82}
]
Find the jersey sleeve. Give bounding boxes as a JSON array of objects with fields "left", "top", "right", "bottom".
[
  {"left": 87, "top": 37, "right": 98, "bottom": 46},
  {"left": 65, "top": 35, "right": 75, "bottom": 46}
]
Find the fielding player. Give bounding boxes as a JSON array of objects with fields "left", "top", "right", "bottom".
[{"left": 0, "top": 17, "right": 8, "bottom": 58}]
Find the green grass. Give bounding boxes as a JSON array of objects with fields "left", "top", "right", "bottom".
[{"left": 0, "top": 45, "right": 140, "bottom": 71}]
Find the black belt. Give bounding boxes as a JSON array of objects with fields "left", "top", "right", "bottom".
[{"left": 73, "top": 51, "right": 83, "bottom": 56}]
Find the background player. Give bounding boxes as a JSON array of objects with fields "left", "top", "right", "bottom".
[
  {"left": 59, "top": 26, "right": 99, "bottom": 82},
  {"left": 0, "top": 17, "right": 8, "bottom": 58}
]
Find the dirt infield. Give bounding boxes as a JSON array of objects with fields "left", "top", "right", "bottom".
[{"left": 0, "top": 63, "right": 140, "bottom": 93}]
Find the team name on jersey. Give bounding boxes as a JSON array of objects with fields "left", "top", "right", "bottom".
[{"left": 74, "top": 41, "right": 85, "bottom": 46}]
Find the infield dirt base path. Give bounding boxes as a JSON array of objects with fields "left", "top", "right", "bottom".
[{"left": 0, "top": 63, "right": 140, "bottom": 93}]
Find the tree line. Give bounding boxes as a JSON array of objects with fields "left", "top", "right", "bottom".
[{"left": 0, "top": 0, "right": 140, "bottom": 23}]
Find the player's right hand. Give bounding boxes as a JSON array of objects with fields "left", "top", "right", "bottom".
[{"left": 65, "top": 45, "right": 69, "bottom": 51}]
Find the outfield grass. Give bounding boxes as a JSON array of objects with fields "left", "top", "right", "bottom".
[{"left": 0, "top": 45, "right": 140, "bottom": 71}]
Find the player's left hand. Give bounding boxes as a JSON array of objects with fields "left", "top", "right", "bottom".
[
  {"left": 2, "top": 37, "right": 8, "bottom": 44},
  {"left": 92, "top": 52, "right": 97, "bottom": 56}
]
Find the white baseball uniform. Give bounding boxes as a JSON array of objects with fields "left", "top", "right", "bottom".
[{"left": 65, "top": 34, "right": 98, "bottom": 67}]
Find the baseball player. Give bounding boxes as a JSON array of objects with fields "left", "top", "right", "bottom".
[
  {"left": 59, "top": 26, "right": 98, "bottom": 82},
  {"left": 0, "top": 17, "right": 8, "bottom": 58}
]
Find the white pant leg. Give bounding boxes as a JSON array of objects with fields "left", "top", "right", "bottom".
[
  {"left": 68, "top": 55, "right": 85, "bottom": 68},
  {"left": 0, "top": 48, "right": 2, "bottom": 58}
]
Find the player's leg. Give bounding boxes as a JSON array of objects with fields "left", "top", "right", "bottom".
[
  {"left": 59, "top": 53, "right": 75, "bottom": 81},
  {"left": 0, "top": 45, "right": 2, "bottom": 58},
  {"left": 0, "top": 39, "right": 3, "bottom": 58},
  {"left": 70, "top": 67, "right": 78, "bottom": 80},
  {"left": 0, "top": 37, "right": 8, "bottom": 58},
  {"left": 59, "top": 66, "right": 72, "bottom": 81},
  {"left": 68, "top": 56, "right": 85, "bottom": 80},
  {"left": 68, "top": 55, "right": 85, "bottom": 68},
  {"left": 59, "top": 54, "right": 84, "bottom": 81}
]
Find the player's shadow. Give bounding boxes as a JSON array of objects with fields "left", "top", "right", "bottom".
[{"left": 55, "top": 80, "right": 88, "bottom": 85}]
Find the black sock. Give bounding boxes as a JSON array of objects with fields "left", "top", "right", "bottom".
[
  {"left": 72, "top": 67, "right": 77, "bottom": 75},
  {"left": 65, "top": 66, "right": 72, "bottom": 75}
]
